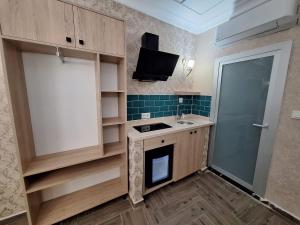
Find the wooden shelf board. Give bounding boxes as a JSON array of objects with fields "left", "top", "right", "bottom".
[
  {"left": 35, "top": 178, "right": 127, "bottom": 225},
  {"left": 174, "top": 91, "right": 201, "bottom": 95},
  {"left": 104, "top": 141, "right": 126, "bottom": 157},
  {"left": 102, "top": 117, "right": 125, "bottom": 126},
  {"left": 101, "top": 90, "right": 125, "bottom": 93},
  {"left": 24, "top": 145, "right": 103, "bottom": 177},
  {"left": 26, "top": 155, "right": 123, "bottom": 194},
  {"left": 100, "top": 54, "right": 124, "bottom": 63},
  {"left": 101, "top": 91, "right": 125, "bottom": 97}
]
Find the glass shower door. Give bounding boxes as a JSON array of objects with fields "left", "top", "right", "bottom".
[{"left": 211, "top": 56, "right": 274, "bottom": 188}]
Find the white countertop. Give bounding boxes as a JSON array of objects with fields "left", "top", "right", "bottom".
[{"left": 127, "top": 114, "right": 214, "bottom": 141}]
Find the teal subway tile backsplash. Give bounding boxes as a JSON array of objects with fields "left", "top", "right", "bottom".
[{"left": 127, "top": 95, "right": 211, "bottom": 121}]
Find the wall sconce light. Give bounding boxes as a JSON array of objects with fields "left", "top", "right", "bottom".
[{"left": 182, "top": 58, "right": 195, "bottom": 77}]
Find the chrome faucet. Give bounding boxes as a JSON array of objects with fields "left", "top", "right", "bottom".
[{"left": 176, "top": 105, "right": 184, "bottom": 120}]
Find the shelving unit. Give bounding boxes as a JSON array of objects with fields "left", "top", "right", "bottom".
[
  {"left": 103, "top": 117, "right": 125, "bottom": 126},
  {"left": 23, "top": 146, "right": 102, "bottom": 177},
  {"left": 99, "top": 55, "right": 127, "bottom": 158},
  {"left": 34, "top": 178, "right": 126, "bottom": 225},
  {"left": 0, "top": 10, "right": 128, "bottom": 224},
  {"left": 101, "top": 92, "right": 126, "bottom": 120},
  {"left": 25, "top": 155, "right": 123, "bottom": 193},
  {"left": 104, "top": 142, "right": 126, "bottom": 157}
]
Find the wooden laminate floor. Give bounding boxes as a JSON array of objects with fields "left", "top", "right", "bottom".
[{"left": 5, "top": 172, "right": 299, "bottom": 225}]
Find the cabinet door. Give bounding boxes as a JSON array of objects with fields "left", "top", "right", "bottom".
[
  {"left": 173, "top": 130, "right": 194, "bottom": 181},
  {"left": 34, "top": 0, "right": 75, "bottom": 47},
  {"left": 74, "top": 7, "right": 125, "bottom": 55},
  {"left": 0, "top": 0, "right": 36, "bottom": 40},
  {"left": 102, "top": 16, "right": 125, "bottom": 56},
  {"left": 73, "top": 7, "right": 102, "bottom": 52},
  {"left": 191, "top": 128, "right": 205, "bottom": 172},
  {"left": 0, "top": 0, "right": 75, "bottom": 47}
]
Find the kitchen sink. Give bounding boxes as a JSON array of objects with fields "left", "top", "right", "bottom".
[{"left": 177, "top": 121, "right": 194, "bottom": 125}]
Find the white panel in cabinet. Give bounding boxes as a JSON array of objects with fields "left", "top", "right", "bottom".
[
  {"left": 22, "top": 53, "right": 98, "bottom": 156},
  {"left": 103, "top": 126, "right": 120, "bottom": 144},
  {"left": 100, "top": 62, "right": 118, "bottom": 91},
  {"left": 101, "top": 95, "right": 119, "bottom": 118}
]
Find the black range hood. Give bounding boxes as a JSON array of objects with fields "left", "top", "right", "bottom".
[{"left": 133, "top": 33, "right": 179, "bottom": 82}]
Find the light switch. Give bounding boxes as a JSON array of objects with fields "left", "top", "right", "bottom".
[{"left": 291, "top": 110, "right": 300, "bottom": 119}]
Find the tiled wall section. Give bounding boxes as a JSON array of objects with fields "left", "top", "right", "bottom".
[{"left": 127, "top": 95, "right": 211, "bottom": 121}]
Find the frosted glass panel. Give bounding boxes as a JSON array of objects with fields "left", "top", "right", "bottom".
[{"left": 212, "top": 56, "right": 273, "bottom": 186}]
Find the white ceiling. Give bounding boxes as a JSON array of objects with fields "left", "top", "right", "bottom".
[{"left": 115, "top": 0, "right": 270, "bottom": 34}]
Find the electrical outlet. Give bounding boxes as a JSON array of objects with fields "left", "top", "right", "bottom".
[
  {"left": 141, "top": 113, "right": 151, "bottom": 119},
  {"left": 179, "top": 98, "right": 183, "bottom": 104},
  {"left": 291, "top": 110, "right": 300, "bottom": 119}
]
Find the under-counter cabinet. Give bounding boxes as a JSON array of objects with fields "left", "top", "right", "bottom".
[
  {"left": 0, "top": 0, "right": 75, "bottom": 47},
  {"left": 128, "top": 123, "right": 211, "bottom": 204},
  {"left": 174, "top": 128, "right": 207, "bottom": 181}
]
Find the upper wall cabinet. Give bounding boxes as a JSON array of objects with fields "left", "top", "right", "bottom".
[
  {"left": 0, "top": 0, "right": 75, "bottom": 47},
  {"left": 73, "top": 7, "right": 125, "bottom": 56}
]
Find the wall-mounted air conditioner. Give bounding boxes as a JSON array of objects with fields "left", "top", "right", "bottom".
[{"left": 215, "top": 0, "right": 299, "bottom": 46}]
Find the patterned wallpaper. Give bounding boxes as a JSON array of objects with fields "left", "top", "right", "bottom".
[
  {"left": 0, "top": 47, "right": 26, "bottom": 217},
  {"left": 64, "top": 0, "right": 199, "bottom": 94}
]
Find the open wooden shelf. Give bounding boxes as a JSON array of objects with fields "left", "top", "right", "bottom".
[
  {"left": 104, "top": 141, "right": 126, "bottom": 157},
  {"left": 102, "top": 117, "right": 125, "bottom": 126},
  {"left": 101, "top": 90, "right": 125, "bottom": 93},
  {"left": 35, "top": 178, "right": 127, "bottom": 225},
  {"left": 174, "top": 91, "right": 201, "bottom": 95},
  {"left": 23, "top": 145, "right": 103, "bottom": 177},
  {"left": 26, "top": 155, "right": 123, "bottom": 194}
]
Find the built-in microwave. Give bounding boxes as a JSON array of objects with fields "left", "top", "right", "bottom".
[{"left": 144, "top": 145, "right": 174, "bottom": 189}]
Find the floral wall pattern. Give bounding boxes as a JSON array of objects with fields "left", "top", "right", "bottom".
[{"left": 0, "top": 47, "right": 26, "bottom": 218}]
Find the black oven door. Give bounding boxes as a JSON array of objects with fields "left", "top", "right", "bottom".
[{"left": 145, "top": 145, "right": 174, "bottom": 189}]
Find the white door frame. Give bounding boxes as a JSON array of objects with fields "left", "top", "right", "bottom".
[{"left": 208, "top": 40, "right": 293, "bottom": 197}]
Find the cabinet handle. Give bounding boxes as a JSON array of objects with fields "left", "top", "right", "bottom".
[
  {"left": 66, "top": 37, "right": 72, "bottom": 43},
  {"left": 79, "top": 39, "right": 84, "bottom": 45},
  {"left": 190, "top": 131, "right": 193, "bottom": 135},
  {"left": 194, "top": 131, "right": 197, "bottom": 134},
  {"left": 161, "top": 140, "right": 165, "bottom": 143}
]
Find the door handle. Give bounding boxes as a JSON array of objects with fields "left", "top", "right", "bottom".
[{"left": 252, "top": 123, "right": 269, "bottom": 128}]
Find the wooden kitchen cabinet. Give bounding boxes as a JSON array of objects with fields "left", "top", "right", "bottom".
[
  {"left": 174, "top": 128, "right": 206, "bottom": 181},
  {"left": 0, "top": 0, "right": 75, "bottom": 47},
  {"left": 73, "top": 6, "right": 125, "bottom": 56}
]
